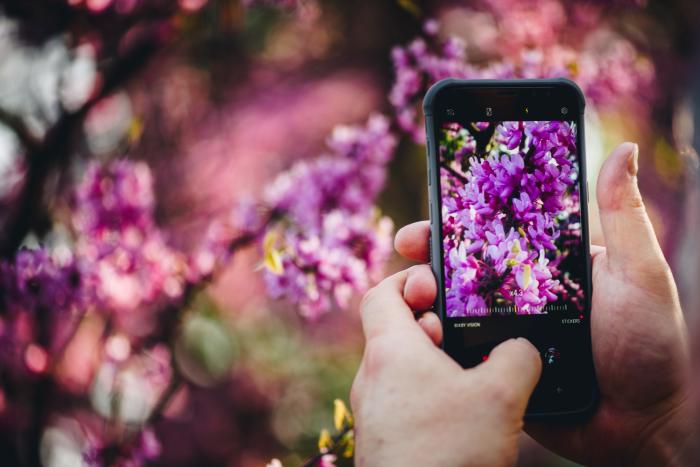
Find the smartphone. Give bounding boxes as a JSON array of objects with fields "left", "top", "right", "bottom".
[{"left": 423, "top": 79, "right": 597, "bottom": 418}]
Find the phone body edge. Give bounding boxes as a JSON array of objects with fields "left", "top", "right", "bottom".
[{"left": 423, "top": 78, "right": 598, "bottom": 420}]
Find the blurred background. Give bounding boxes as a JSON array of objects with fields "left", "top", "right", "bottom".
[{"left": 0, "top": 0, "right": 699, "bottom": 466}]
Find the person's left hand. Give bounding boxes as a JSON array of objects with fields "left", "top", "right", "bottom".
[{"left": 351, "top": 266, "right": 542, "bottom": 467}]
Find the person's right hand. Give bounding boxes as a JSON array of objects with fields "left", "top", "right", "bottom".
[{"left": 396, "top": 143, "right": 696, "bottom": 466}]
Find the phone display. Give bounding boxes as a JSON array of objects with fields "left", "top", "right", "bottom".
[
  {"left": 439, "top": 120, "right": 584, "bottom": 318},
  {"left": 424, "top": 79, "right": 597, "bottom": 417}
]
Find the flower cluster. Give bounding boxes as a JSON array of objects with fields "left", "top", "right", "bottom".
[
  {"left": 1, "top": 248, "right": 84, "bottom": 315},
  {"left": 0, "top": 248, "right": 86, "bottom": 373},
  {"left": 391, "top": 1, "right": 655, "bottom": 142},
  {"left": 261, "top": 115, "right": 396, "bottom": 318},
  {"left": 73, "top": 161, "right": 189, "bottom": 314},
  {"left": 0, "top": 160, "right": 187, "bottom": 466},
  {"left": 441, "top": 120, "right": 582, "bottom": 316}
]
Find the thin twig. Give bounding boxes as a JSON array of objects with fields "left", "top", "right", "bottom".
[
  {"left": 0, "top": 107, "right": 41, "bottom": 151},
  {"left": 104, "top": 215, "right": 274, "bottom": 466},
  {"left": 0, "top": 25, "right": 164, "bottom": 258},
  {"left": 439, "top": 161, "right": 469, "bottom": 184},
  {"left": 300, "top": 425, "right": 353, "bottom": 467},
  {"left": 18, "top": 22, "right": 169, "bottom": 467}
]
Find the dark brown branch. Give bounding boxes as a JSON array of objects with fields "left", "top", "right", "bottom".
[
  {"left": 439, "top": 160, "right": 469, "bottom": 184},
  {"left": 0, "top": 107, "right": 41, "bottom": 151},
  {"left": 0, "top": 25, "right": 164, "bottom": 259},
  {"left": 103, "top": 214, "right": 273, "bottom": 466},
  {"left": 18, "top": 22, "right": 170, "bottom": 467}
]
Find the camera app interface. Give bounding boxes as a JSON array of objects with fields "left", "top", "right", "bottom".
[{"left": 439, "top": 120, "right": 585, "bottom": 318}]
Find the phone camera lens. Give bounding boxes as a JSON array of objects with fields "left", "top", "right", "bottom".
[
  {"left": 446, "top": 108, "right": 456, "bottom": 117},
  {"left": 561, "top": 107, "right": 569, "bottom": 115},
  {"left": 485, "top": 107, "right": 493, "bottom": 117}
]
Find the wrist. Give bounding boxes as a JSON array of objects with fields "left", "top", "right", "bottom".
[{"left": 630, "top": 392, "right": 699, "bottom": 467}]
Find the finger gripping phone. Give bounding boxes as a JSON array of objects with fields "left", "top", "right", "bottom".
[{"left": 423, "top": 79, "right": 597, "bottom": 418}]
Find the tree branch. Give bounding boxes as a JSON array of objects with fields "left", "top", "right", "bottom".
[
  {"left": 439, "top": 161, "right": 469, "bottom": 184},
  {"left": 0, "top": 25, "right": 164, "bottom": 259},
  {"left": 0, "top": 107, "right": 41, "bottom": 151},
  {"left": 103, "top": 213, "right": 273, "bottom": 466}
]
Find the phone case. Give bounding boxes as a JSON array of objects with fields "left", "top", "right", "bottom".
[{"left": 422, "top": 78, "right": 598, "bottom": 419}]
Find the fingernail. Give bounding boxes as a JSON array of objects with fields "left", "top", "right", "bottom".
[{"left": 627, "top": 143, "right": 639, "bottom": 177}]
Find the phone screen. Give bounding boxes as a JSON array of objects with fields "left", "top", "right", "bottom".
[
  {"left": 439, "top": 120, "right": 584, "bottom": 318},
  {"left": 427, "top": 81, "right": 596, "bottom": 416}
]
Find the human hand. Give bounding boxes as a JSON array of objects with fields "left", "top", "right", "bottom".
[
  {"left": 351, "top": 267, "right": 542, "bottom": 467},
  {"left": 394, "top": 143, "right": 695, "bottom": 466},
  {"left": 526, "top": 142, "right": 695, "bottom": 466}
]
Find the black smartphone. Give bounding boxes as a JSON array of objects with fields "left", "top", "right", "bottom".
[{"left": 423, "top": 79, "right": 597, "bottom": 418}]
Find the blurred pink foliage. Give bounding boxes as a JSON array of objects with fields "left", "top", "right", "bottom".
[
  {"left": 391, "top": 0, "right": 655, "bottom": 141},
  {"left": 260, "top": 114, "right": 396, "bottom": 317},
  {"left": 73, "top": 161, "right": 189, "bottom": 316},
  {"left": 0, "top": 0, "right": 684, "bottom": 464}
]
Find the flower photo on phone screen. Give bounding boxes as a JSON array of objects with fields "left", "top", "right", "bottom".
[{"left": 439, "top": 120, "right": 584, "bottom": 317}]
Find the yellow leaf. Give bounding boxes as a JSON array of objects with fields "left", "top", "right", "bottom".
[
  {"left": 567, "top": 61, "right": 579, "bottom": 76},
  {"left": 264, "top": 249, "right": 284, "bottom": 275},
  {"left": 262, "top": 231, "right": 284, "bottom": 275},
  {"left": 263, "top": 230, "right": 277, "bottom": 251},
  {"left": 318, "top": 429, "right": 332, "bottom": 451},
  {"left": 342, "top": 431, "right": 354, "bottom": 458},
  {"left": 522, "top": 264, "right": 532, "bottom": 289},
  {"left": 397, "top": 0, "right": 421, "bottom": 17},
  {"left": 128, "top": 117, "right": 143, "bottom": 143},
  {"left": 333, "top": 399, "right": 351, "bottom": 430}
]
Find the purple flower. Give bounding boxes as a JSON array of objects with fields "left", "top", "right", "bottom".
[
  {"left": 264, "top": 114, "right": 396, "bottom": 231},
  {"left": 73, "top": 160, "right": 189, "bottom": 313},
  {"left": 261, "top": 115, "right": 396, "bottom": 317},
  {"left": 390, "top": 14, "right": 655, "bottom": 143},
  {"left": 264, "top": 210, "right": 393, "bottom": 319},
  {"left": 439, "top": 120, "right": 581, "bottom": 316},
  {"left": 445, "top": 243, "right": 488, "bottom": 317},
  {"left": 1, "top": 248, "right": 85, "bottom": 314},
  {"left": 499, "top": 121, "right": 525, "bottom": 150},
  {"left": 73, "top": 160, "right": 155, "bottom": 235}
]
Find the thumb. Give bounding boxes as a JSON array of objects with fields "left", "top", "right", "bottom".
[
  {"left": 596, "top": 142, "right": 667, "bottom": 271},
  {"left": 474, "top": 338, "right": 542, "bottom": 415}
]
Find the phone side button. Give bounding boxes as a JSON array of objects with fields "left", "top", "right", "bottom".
[
  {"left": 428, "top": 231, "right": 432, "bottom": 264},
  {"left": 429, "top": 199, "right": 433, "bottom": 222},
  {"left": 426, "top": 151, "right": 432, "bottom": 186},
  {"left": 586, "top": 181, "right": 589, "bottom": 204}
]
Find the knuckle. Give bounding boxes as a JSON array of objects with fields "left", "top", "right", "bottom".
[{"left": 628, "top": 192, "right": 646, "bottom": 211}]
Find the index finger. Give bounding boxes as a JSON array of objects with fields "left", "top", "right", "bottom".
[
  {"left": 360, "top": 269, "right": 423, "bottom": 341},
  {"left": 395, "top": 221, "right": 430, "bottom": 262}
]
